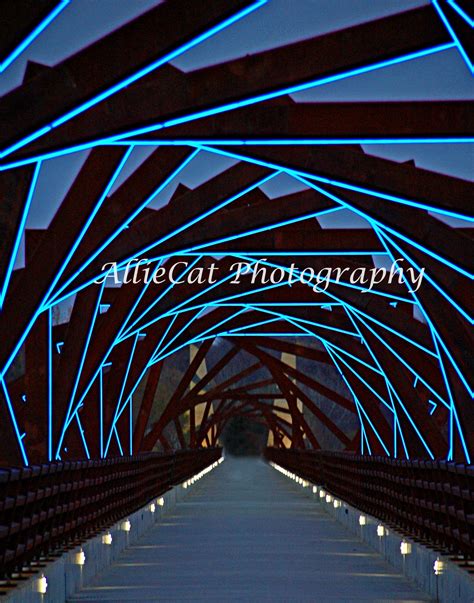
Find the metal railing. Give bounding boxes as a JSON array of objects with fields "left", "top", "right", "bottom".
[
  {"left": 265, "top": 448, "right": 474, "bottom": 558},
  {"left": 0, "top": 448, "right": 221, "bottom": 576}
]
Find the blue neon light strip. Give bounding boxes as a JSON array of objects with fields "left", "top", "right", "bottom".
[
  {"left": 0, "top": 147, "right": 133, "bottom": 381},
  {"left": 48, "top": 307, "right": 53, "bottom": 461},
  {"left": 430, "top": 324, "right": 471, "bottom": 462},
  {"left": 325, "top": 339, "right": 394, "bottom": 413},
  {"left": 75, "top": 413, "right": 90, "bottom": 459},
  {"left": 293, "top": 174, "right": 474, "bottom": 272},
  {"left": 0, "top": 377, "right": 29, "bottom": 465},
  {"left": 49, "top": 149, "right": 199, "bottom": 304},
  {"left": 348, "top": 306, "right": 449, "bottom": 408},
  {"left": 106, "top": 43, "right": 456, "bottom": 143},
  {"left": 345, "top": 309, "right": 432, "bottom": 458},
  {"left": 104, "top": 332, "right": 139, "bottom": 456},
  {"left": 0, "top": 42, "right": 457, "bottom": 170},
  {"left": 55, "top": 279, "right": 105, "bottom": 458},
  {"left": 448, "top": 0, "right": 474, "bottom": 26},
  {"left": 119, "top": 258, "right": 202, "bottom": 339},
  {"left": 99, "top": 367, "right": 104, "bottom": 458},
  {"left": 0, "top": 161, "right": 41, "bottom": 309},
  {"left": 41, "top": 146, "right": 134, "bottom": 310},
  {"left": 119, "top": 137, "right": 474, "bottom": 145},
  {"left": 228, "top": 252, "right": 429, "bottom": 357},
  {"left": 197, "top": 145, "right": 472, "bottom": 221},
  {"left": 0, "top": 1, "right": 267, "bottom": 160},
  {"left": 323, "top": 344, "right": 371, "bottom": 455},
  {"left": 432, "top": 0, "right": 474, "bottom": 73},
  {"left": 376, "top": 228, "right": 473, "bottom": 397},
  {"left": 0, "top": 1, "right": 70, "bottom": 73}
]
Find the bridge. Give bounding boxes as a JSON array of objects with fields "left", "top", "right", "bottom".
[{"left": 0, "top": 0, "right": 473, "bottom": 601}]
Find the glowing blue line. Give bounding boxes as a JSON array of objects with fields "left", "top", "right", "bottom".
[
  {"left": 153, "top": 309, "right": 206, "bottom": 360},
  {"left": 48, "top": 307, "right": 53, "bottom": 461},
  {"left": 0, "top": 161, "right": 41, "bottom": 309},
  {"left": 323, "top": 344, "right": 369, "bottom": 455},
  {"left": 66, "top": 263, "right": 173, "bottom": 418},
  {"left": 75, "top": 413, "right": 90, "bottom": 459},
  {"left": 376, "top": 227, "right": 473, "bottom": 396},
  {"left": 348, "top": 306, "right": 449, "bottom": 408},
  {"left": 379, "top": 229, "right": 473, "bottom": 323},
  {"left": 197, "top": 145, "right": 471, "bottom": 221},
  {"left": 222, "top": 331, "right": 305, "bottom": 336},
  {"left": 0, "top": 43, "right": 456, "bottom": 169},
  {"left": 0, "top": 377, "right": 29, "bottom": 465},
  {"left": 224, "top": 317, "right": 280, "bottom": 333},
  {"left": 249, "top": 305, "right": 359, "bottom": 338},
  {"left": 230, "top": 252, "right": 430, "bottom": 358},
  {"left": 129, "top": 397, "right": 133, "bottom": 455},
  {"left": 349, "top": 302, "right": 437, "bottom": 358},
  {"left": 0, "top": 1, "right": 70, "bottom": 73},
  {"left": 178, "top": 207, "right": 340, "bottom": 254},
  {"left": 328, "top": 345, "right": 391, "bottom": 455},
  {"left": 448, "top": 0, "right": 474, "bottom": 26},
  {"left": 376, "top": 222, "right": 473, "bottom": 281},
  {"left": 118, "top": 137, "right": 474, "bottom": 144},
  {"left": 120, "top": 257, "right": 201, "bottom": 337},
  {"left": 139, "top": 172, "right": 280, "bottom": 259},
  {"left": 0, "top": 138, "right": 112, "bottom": 169},
  {"left": 100, "top": 367, "right": 104, "bottom": 458},
  {"left": 0, "top": 148, "right": 133, "bottom": 379},
  {"left": 294, "top": 174, "right": 474, "bottom": 274},
  {"left": 432, "top": 0, "right": 474, "bottom": 73},
  {"left": 345, "top": 306, "right": 431, "bottom": 456},
  {"left": 55, "top": 279, "right": 105, "bottom": 458},
  {"left": 431, "top": 326, "right": 471, "bottom": 462},
  {"left": 71, "top": 288, "right": 169, "bottom": 418},
  {"left": 172, "top": 250, "right": 385, "bottom": 256},
  {"left": 113, "top": 425, "right": 124, "bottom": 457},
  {"left": 164, "top": 307, "right": 246, "bottom": 357},
  {"left": 386, "top": 379, "right": 435, "bottom": 459},
  {"left": 112, "top": 43, "right": 456, "bottom": 141},
  {"left": 42, "top": 146, "right": 134, "bottom": 308},
  {"left": 325, "top": 341, "right": 393, "bottom": 412},
  {"left": 104, "top": 332, "right": 139, "bottom": 457},
  {"left": 113, "top": 260, "right": 167, "bottom": 340},
  {"left": 0, "top": 1, "right": 267, "bottom": 159},
  {"left": 49, "top": 148, "right": 199, "bottom": 303}
]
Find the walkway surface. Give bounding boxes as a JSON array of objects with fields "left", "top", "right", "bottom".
[{"left": 69, "top": 456, "right": 432, "bottom": 602}]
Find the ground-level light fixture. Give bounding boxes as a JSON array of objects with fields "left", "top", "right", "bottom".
[
  {"left": 319, "top": 489, "right": 326, "bottom": 498},
  {"left": 150, "top": 503, "right": 156, "bottom": 513},
  {"left": 400, "top": 539, "right": 412, "bottom": 555},
  {"left": 121, "top": 519, "right": 131, "bottom": 532},
  {"left": 434, "top": 557, "right": 445, "bottom": 575},
  {"left": 102, "top": 532, "right": 112, "bottom": 545},
  {"left": 333, "top": 499, "right": 341, "bottom": 508},
  {"left": 312, "top": 485, "right": 318, "bottom": 494},
  {"left": 157, "top": 497, "right": 165, "bottom": 507},
  {"left": 37, "top": 574, "right": 48, "bottom": 594},
  {"left": 75, "top": 549, "right": 86, "bottom": 566},
  {"left": 325, "top": 494, "right": 333, "bottom": 503},
  {"left": 377, "top": 524, "right": 386, "bottom": 537},
  {"left": 359, "top": 515, "right": 367, "bottom": 526}
]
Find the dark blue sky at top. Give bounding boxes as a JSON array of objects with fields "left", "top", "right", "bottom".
[{"left": 2, "top": 0, "right": 472, "bottom": 269}]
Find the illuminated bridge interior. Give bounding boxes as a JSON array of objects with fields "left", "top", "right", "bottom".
[{"left": 0, "top": 1, "right": 472, "bottom": 601}]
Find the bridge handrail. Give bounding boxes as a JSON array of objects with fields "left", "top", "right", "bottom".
[
  {"left": 265, "top": 447, "right": 474, "bottom": 559},
  {"left": 0, "top": 448, "right": 221, "bottom": 577}
]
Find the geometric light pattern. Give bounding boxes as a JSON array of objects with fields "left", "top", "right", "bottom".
[{"left": 0, "top": 0, "right": 472, "bottom": 467}]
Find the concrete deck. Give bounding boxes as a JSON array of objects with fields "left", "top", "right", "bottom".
[{"left": 69, "top": 456, "right": 432, "bottom": 602}]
